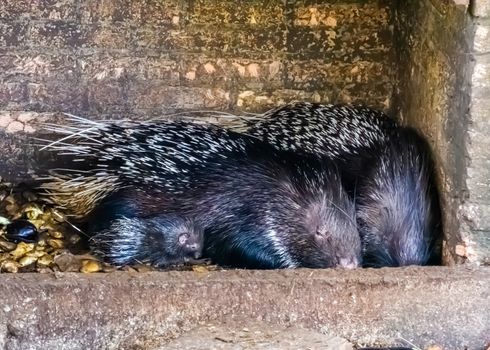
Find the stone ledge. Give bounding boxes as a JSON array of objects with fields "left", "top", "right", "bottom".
[
  {"left": 0, "top": 266, "right": 488, "bottom": 349},
  {"left": 472, "top": 0, "right": 490, "bottom": 17}
]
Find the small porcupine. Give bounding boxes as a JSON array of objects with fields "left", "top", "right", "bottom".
[
  {"left": 89, "top": 214, "right": 204, "bottom": 267},
  {"left": 226, "top": 102, "right": 442, "bottom": 267},
  {"left": 39, "top": 118, "right": 361, "bottom": 269}
]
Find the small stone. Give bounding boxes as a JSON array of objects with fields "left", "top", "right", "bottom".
[
  {"left": 54, "top": 252, "right": 81, "bottom": 272},
  {"left": 18, "top": 255, "right": 38, "bottom": 267},
  {"left": 47, "top": 238, "right": 64, "bottom": 249},
  {"left": 37, "top": 254, "right": 53, "bottom": 267},
  {"left": 1, "top": 260, "right": 20, "bottom": 273},
  {"left": 0, "top": 216, "right": 10, "bottom": 226},
  {"left": 23, "top": 204, "right": 44, "bottom": 220},
  {"left": 10, "top": 242, "right": 35, "bottom": 259},
  {"left": 0, "top": 239, "right": 17, "bottom": 252},
  {"left": 49, "top": 231, "right": 64, "bottom": 239},
  {"left": 455, "top": 244, "right": 467, "bottom": 257},
  {"left": 80, "top": 260, "right": 102, "bottom": 273}
]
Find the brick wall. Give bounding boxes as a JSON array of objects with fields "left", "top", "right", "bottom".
[{"left": 0, "top": 0, "right": 394, "bottom": 120}]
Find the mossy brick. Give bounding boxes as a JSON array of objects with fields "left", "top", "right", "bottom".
[
  {"left": 188, "top": 0, "right": 285, "bottom": 26},
  {"left": 0, "top": 22, "right": 29, "bottom": 47}
]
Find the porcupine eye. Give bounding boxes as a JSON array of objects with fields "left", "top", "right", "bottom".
[{"left": 315, "top": 227, "right": 330, "bottom": 242}]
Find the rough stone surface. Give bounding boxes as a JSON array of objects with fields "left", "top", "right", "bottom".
[
  {"left": 472, "top": 0, "right": 490, "bottom": 17},
  {"left": 0, "top": 0, "right": 393, "bottom": 118},
  {"left": 0, "top": 266, "right": 488, "bottom": 350},
  {"left": 392, "top": 0, "right": 490, "bottom": 265}
]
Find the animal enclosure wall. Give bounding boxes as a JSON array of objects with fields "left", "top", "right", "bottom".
[{"left": 0, "top": 0, "right": 488, "bottom": 264}]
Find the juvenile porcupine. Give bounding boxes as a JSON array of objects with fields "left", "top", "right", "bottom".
[
  {"left": 89, "top": 214, "right": 204, "bottom": 267},
  {"left": 221, "top": 102, "right": 442, "bottom": 267},
  {"left": 39, "top": 118, "right": 362, "bottom": 269}
]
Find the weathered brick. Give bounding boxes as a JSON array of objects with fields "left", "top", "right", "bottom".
[
  {"left": 0, "top": 22, "right": 29, "bottom": 47},
  {"left": 31, "top": 0, "right": 78, "bottom": 20},
  {"left": 30, "top": 21, "right": 86, "bottom": 48},
  {"left": 139, "top": 0, "right": 184, "bottom": 26},
  {"left": 474, "top": 20, "right": 490, "bottom": 53},
  {"left": 129, "top": 82, "right": 231, "bottom": 111},
  {"left": 0, "top": 0, "right": 31, "bottom": 20},
  {"left": 78, "top": 53, "right": 180, "bottom": 83},
  {"left": 235, "top": 89, "right": 324, "bottom": 113},
  {"left": 169, "top": 25, "right": 287, "bottom": 58},
  {"left": 284, "top": 60, "right": 390, "bottom": 90},
  {"left": 471, "top": 0, "right": 490, "bottom": 17},
  {"left": 27, "top": 80, "right": 84, "bottom": 112},
  {"left": 84, "top": 81, "right": 131, "bottom": 114},
  {"left": 0, "top": 0, "right": 77, "bottom": 20},
  {"left": 188, "top": 0, "right": 285, "bottom": 25},
  {"left": 0, "top": 51, "right": 77, "bottom": 80},
  {"left": 30, "top": 22, "right": 132, "bottom": 49},
  {"left": 80, "top": 0, "right": 183, "bottom": 25},
  {"left": 293, "top": 2, "right": 390, "bottom": 28},
  {"left": 132, "top": 24, "right": 181, "bottom": 50},
  {"left": 129, "top": 83, "right": 184, "bottom": 111},
  {"left": 287, "top": 24, "right": 391, "bottom": 59},
  {"left": 180, "top": 57, "right": 284, "bottom": 89},
  {"left": 80, "top": 0, "right": 143, "bottom": 23},
  {"left": 178, "top": 86, "right": 231, "bottom": 110},
  {"left": 0, "top": 81, "right": 29, "bottom": 106}
]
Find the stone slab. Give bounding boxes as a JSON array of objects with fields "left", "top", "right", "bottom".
[{"left": 0, "top": 266, "right": 488, "bottom": 349}]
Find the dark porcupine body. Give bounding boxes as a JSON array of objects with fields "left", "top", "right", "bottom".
[
  {"left": 40, "top": 119, "right": 362, "bottom": 269},
  {"left": 90, "top": 215, "right": 204, "bottom": 267},
  {"left": 239, "top": 102, "right": 442, "bottom": 267}
]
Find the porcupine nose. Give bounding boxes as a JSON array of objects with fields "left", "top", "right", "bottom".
[{"left": 339, "top": 258, "right": 359, "bottom": 269}]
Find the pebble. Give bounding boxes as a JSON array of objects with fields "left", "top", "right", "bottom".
[
  {"left": 1, "top": 260, "right": 20, "bottom": 273},
  {"left": 80, "top": 260, "right": 102, "bottom": 273},
  {"left": 0, "top": 239, "right": 17, "bottom": 252}
]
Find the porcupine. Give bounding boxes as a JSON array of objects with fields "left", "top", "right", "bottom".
[
  {"left": 89, "top": 213, "right": 204, "bottom": 267},
  {"left": 38, "top": 118, "right": 361, "bottom": 269},
  {"left": 223, "top": 102, "right": 442, "bottom": 267}
]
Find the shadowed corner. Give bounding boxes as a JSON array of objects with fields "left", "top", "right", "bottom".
[{"left": 0, "top": 129, "right": 63, "bottom": 186}]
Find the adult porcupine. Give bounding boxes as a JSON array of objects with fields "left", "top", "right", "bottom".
[
  {"left": 220, "top": 102, "right": 442, "bottom": 267},
  {"left": 39, "top": 118, "right": 361, "bottom": 269}
]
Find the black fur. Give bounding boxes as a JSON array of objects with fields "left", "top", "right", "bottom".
[
  {"left": 85, "top": 132, "right": 361, "bottom": 269},
  {"left": 242, "top": 102, "right": 442, "bottom": 267}
]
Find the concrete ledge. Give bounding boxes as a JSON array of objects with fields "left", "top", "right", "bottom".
[{"left": 0, "top": 266, "right": 489, "bottom": 349}]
